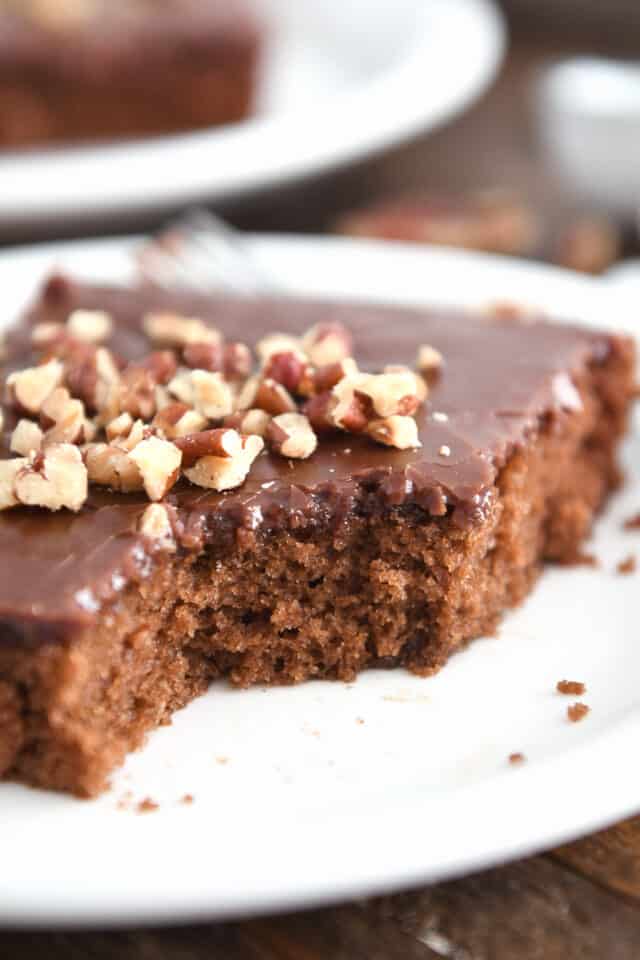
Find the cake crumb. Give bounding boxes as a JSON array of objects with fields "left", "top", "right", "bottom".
[
  {"left": 137, "top": 797, "right": 159, "bottom": 814},
  {"left": 508, "top": 752, "right": 526, "bottom": 765},
  {"left": 181, "top": 793, "right": 194, "bottom": 805},
  {"left": 557, "top": 679, "right": 586, "bottom": 696},
  {"left": 215, "top": 756, "right": 229, "bottom": 766},
  {"left": 567, "top": 702, "right": 590, "bottom": 723},
  {"left": 624, "top": 512, "right": 640, "bottom": 530},
  {"left": 616, "top": 554, "right": 637, "bottom": 575}
]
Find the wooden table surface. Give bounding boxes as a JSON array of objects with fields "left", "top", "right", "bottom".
[{"left": 4, "top": 15, "right": 640, "bottom": 959}]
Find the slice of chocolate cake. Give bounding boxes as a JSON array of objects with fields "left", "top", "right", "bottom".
[
  {"left": 0, "top": 0, "right": 261, "bottom": 146},
  {"left": 0, "top": 274, "right": 634, "bottom": 796}
]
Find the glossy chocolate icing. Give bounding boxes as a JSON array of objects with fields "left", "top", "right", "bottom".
[{"left": 0, "top": 276, "right": 614, "bottom": 640}]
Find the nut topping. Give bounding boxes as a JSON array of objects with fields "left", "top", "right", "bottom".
[
  {"left": 139, "top": 503, "right": 175, "bottom": 550},
  {"left": 223, "top": 408, "right": 272, "bottom": 437},
  {"left": 67, "top": 309, "right": 112, "bottom": 344},
  {"left": 129, "top": 436, "right": 182, "bottom": 502},
  {"left": 10, "top": 420, "right": 43, "bottom": 457},
  {"left": 84, "top": 443, "right": 142, "bottom": 493},
  {"left": 14, "top": 444, "right": 88, "bottom": 512},
  {"left": 144, "top": 313, "right": 221, "bottom": 347},
  {"left": 174, "top": 429, "right": 243, "bottom": 467},
  {"left": 0, "top": 458, "right": 26, "bottom": 511},
  {"left": 301, "top": 322, "right": 353, "bottom": 366},
  {"left": 256, "top": 333, "right": 303, "bottom": 365},
  {"left": 6, "top": 359, "right": 64, "bottom": 414},
  {"left": 367, "top": 416, "right": 421, "bottom": 450},
  {"left": 266, "top": 413, "right": 318, "bottom": 460},
  {"left": 0, "top": 300, "right": 435, "bottom": 512},
  {"left": 417, "top": 344, "right": 444, "bottom": 378},
  {"left": 184, "top": 434, "right": 264, "bottom": 492}
]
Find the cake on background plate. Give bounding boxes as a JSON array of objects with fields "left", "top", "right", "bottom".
[
  {"left": 0, "top": 0, "right": 262, "bottom": 146},
  {"left": 0, "top": 273, "right": 634, "bottom": 796}
]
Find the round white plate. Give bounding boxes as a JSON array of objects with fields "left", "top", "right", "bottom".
[
  {"left": 0, "top": 0, "right": 504, "bottom": 231},
  {"left": 1, "top": 235, "right": 639, "bottom": 929}
]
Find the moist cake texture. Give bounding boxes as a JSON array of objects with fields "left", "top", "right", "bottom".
[
  {"left": 0, "top": 275, "right": 634, "bottom": 795},
  {"left": 0, "top": 0, "right": 261, "bottom": 146}
]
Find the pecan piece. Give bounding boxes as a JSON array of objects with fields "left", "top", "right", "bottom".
[
  {"left": 184, "top": 435, "right": 264, "bottom": 492},
  {"left": 223, "top": 408, "right": 271, "bottom": 437},
  {"left": 6, "top": 359, "right": 64, "bottom": 415},
  {"left": 66, "top": 309, "right": 112, "bottom": 344},
  {"left": 0, "top": 458, "right": 27, "bottom": 510},
  {"left": 367, "top": 416, "right": 421, "bottom": 450},
  {"left": 266, "top": 413, "right": 317, "bottom": 460},
  {"left": 416, "top": 344, "right": 443, "bottom": 380},
  {"left": 256, "top": 332, "right": 303, "bottom": 365},
  {"left": 253, "top": 378, "right": 297, "bottom": 416},
  {"left": 14, "top": 444, "right": 88, "bottom": 512},
  {"left": 301, "top": 322, "right": 353, "bottom": 366},
  {"left": 183, "top": 341, "right": 222, "bottom": 373},
  {"left": 152, "top": 403, "right": 207, "bottom": 439},
  {"left": 144, "top": 313, "right": 221, "bottom": 347},
  {"left": 10, "top": 420, "right": 44, "bottom": 457},
  {"left": 41, "top": 386, "right": 91, "bottom": 444},
  {"left": 139, "top": 503, "right": 176, "bottom": 551},
  {"left": 262, "top": 351, "right": 312, "bottom": 396},
  {"left": 174, "top": 429, "right": 243, "bottom": 467},
  {"left": 84, "top": 443, "right": 143, "bottom": 493},
  {"left": 129, "top": 436, "right": 182, "bottom": 501}
]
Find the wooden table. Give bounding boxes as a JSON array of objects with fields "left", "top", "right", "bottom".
[{"left": 4, "top": 22, "right": 640, "bottom": 960}]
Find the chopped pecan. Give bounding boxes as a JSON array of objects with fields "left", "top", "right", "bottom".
[
  {"left": 152, "top": 403, "right": 207, "bottom": 439},
  {"left": 40, "top": 387, "right": 91, "bottom": 445},
  {"left": 105, "top": 412, "right": 134, "bottom": 442},
  {"left": 66, "top": 309, "right": 112, "bottom": 344},
  {"left": 0, "top": 458, "right": 26, "bottom": 510},
  {"left": 383, "top": 364, "right": 428, "bottom": 403},
  {"left": 174, "top": 428, "right": 243, "bottom": 467},
  {"left": 111, "top": 418, "right": 149, "bottom": 453},
  {"left": 6, "top": 359, "right": 64, "bottom": 415},
  {"left": 262, "top": 351, "right": 312, "bottom": 396},
  {"left": 167, "top": 370, "right": 233, "bottom": 420},
  {"left": 184, "top": 435, "right": 264, "bottom": 492},
  {"left": 139, "top": 503, "right": 176, "bottom": 550},
  {"left": 129, "top": 436, "right": 182, "bottom": 501},
  {"left": 118, "top": 366, "right": 157, "bottom": 420},
  {"left": 303, "top": 392, "right": 336, "bottom": 434},
  {"left": 144, "top": 313, "right": 221, "bottom": 347},
  {"left": 313, "top": 357, "right": 358, "bottom": 394},
  {"left": 416, "top": 344, "right": 443, "bottom": 379},
  {"left": 367, "top": 416, "right": 421, "bottom": 450},
  {"left": 183, "top": 341, "right": 222, "bottom": 373},
  {"left": 223, "top": 342, "right": 253, "bottom": 381},
  {"left": 301, "top": 322, "right": 353, "bottom": 366},
  {"left": 84, "top": 443, "right": 142, "bottom": 493},
  {"left": 223, "top": 408, "right": 271, "bottom": 437},
  {"left": 31, "top": 321, "right": 65, "bottom": 347},
  {"left": 14, "top": 444, "right": 88, "bottom": 512},
  {"left": 10, "top": 420, "right": 43, "bottom": 457},
  {"left": 256, "top": 332, "right": 303, "bottom": 365},
  {"left": 138, "top": 351, "right": 178, "bottom": 385},
  {"left": 266, "top": 413, "right": 317, "bottom": 460},
  {"left": 253, "top": 378, "right": 297, "bottom": 416}
]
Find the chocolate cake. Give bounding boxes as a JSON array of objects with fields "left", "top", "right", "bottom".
[
  {"left": 0, "top": 0, "right": 261, "bottom": 146},
  {"left": 0, "top": 274, "right": 634, "bottom": 796}
]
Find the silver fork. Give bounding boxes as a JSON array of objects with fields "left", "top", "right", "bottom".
[{"left": 136, "top": 209, "right": 275, "bottom": 296}]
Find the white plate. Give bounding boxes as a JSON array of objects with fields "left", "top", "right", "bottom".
[
  {"left": 0, "top": 0, "right": 504, "bottom": 231},
  {"left": 1, "top": 235, "right": 639, "bottom": 929}
]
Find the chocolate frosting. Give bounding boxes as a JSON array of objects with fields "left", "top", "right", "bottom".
[{"left": 0, "top": 277, "right": 615, "bottom": 640}]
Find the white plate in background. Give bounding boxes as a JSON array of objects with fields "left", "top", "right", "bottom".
[
  {"left": 0, "top": 234, "right": 638, "bottom": 928},
  {"left": 0, "top": 0, "right": 504, "bottom": 231}
]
